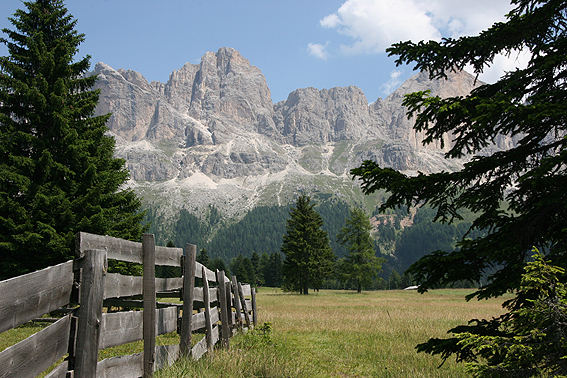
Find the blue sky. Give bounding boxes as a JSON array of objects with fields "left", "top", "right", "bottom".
[{"left": 1, "top": 0, "right": 526, "bottom": 103}]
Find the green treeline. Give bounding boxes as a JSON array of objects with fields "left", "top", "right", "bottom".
[
  {"left": 149, "top": 197, "right": 351, "bottom": 261},
  {"left": 150, "top": 199, "right": 480, "bottom": 290}
]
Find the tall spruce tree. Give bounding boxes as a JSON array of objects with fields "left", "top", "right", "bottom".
[
  {"left": 337, "top": 208, "right": 384, "bottom": 293},
  {"left": 281, "top": 195, "right": 335, "bottom": 294},
  {"left": 0, "top": 0, "right": 145, "bottom": 279},
  {"left": 351, "top": 0, "right": 567, "bottom": 366}
]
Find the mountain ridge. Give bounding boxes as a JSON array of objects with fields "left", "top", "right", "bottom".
[{"left": 91, "top": 47, "right": 501, "bottom": 240}]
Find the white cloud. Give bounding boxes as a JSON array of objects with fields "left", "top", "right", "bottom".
[
  {"left": 307, "top": 42, "right": 329, "bottom": 60},
  {"left": 320, "top": 14, "right": 340, "bottom": 28},
  {"left": 472, "top": 48, "right": 532, "bottom": 84},
  {"left": 381, "top": 69, "right": 403, "bottom": 95},
  {"left": 321, "top": 0, "right": 441, "bottom": 54},
  {"left": 321, "top": 0, "right": 527, "bottom": 81}
]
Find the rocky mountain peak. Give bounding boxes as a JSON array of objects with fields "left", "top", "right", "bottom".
[
  {"left": 92, "top": 48, "right": 506, "bottom": 221},
  {"left": 188, "top": 47, "right": 274, "bottom": 136},
  {"left": 274, "top": 85, "right": 375, "bottom": 146}
]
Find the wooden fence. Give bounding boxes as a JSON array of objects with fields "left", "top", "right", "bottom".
[{"left": 0, "top": 232, "right": 257, "bottom": 377}]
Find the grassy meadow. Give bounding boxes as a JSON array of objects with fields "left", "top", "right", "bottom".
[
  {"left": 0, "top": 288, "right": 506, "bottom": 377},
  {"left": 157, "top": 288, "right": 507, "bottom": 377}
]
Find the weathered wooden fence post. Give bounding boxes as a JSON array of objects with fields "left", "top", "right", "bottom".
[
  {"left": 143, "top": 234, "right": 156, "bottom": 377},
  {"left": 251, "top": 287, "right": 258, "bottom": 327},
  {"left": 202, "top": 267, "right": 214, "bottom": 353},
  {"left": 216, "top": 270, "right": 230, "bottom": 349},
  {"left": 225, "top": 281, "right": 234, "bottom": 334},
  {"left": 231, "top": 276, "right": 242, "bottom": 329},
  {"left": 238, "top": 282, "right": 251, "bottom": 329},
  {"left": 74, "top": 249, "right": 106, "bottom": 377},
  {"left": 180, "top": 243, "right": 196, "bottom": 356}
]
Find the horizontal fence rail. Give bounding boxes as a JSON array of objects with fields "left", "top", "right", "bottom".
[{"left": 0, "top": 231, "right": 257, "bottom": 378}]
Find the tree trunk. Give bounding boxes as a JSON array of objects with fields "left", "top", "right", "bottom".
[{"left": 357, "top": 280, "right": 362, "bottom": 294}]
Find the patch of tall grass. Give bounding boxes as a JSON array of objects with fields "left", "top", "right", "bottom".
[{"left": 158, "top": 288, "right": 506, "bottom": 377}]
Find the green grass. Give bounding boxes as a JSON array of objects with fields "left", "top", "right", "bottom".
[
  {"left": 2, "top": 289, "right": 506, "bottom": 377},
  {"left": 157, "top": 288, "right": 507, "bottom": 377}
]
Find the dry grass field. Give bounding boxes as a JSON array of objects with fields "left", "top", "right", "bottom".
[
  {"left": 0, "top": 288, "right": 507, "bottom": 377},
  {"left": 157, "top": 288, "right": 507, "bottom": 377}
]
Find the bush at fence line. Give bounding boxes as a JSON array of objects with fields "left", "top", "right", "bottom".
[{"left": 239, "top": 322, "right": 274, "bottom": 350}]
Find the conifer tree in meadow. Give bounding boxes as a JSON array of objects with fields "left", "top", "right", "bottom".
[
  {"left": 337, "top": 208, "right": 384, "bottom": 293},
  {"left": 281, "top": 195, "right": 335, "bottom": 294},
  {"left": 0, "top": 0, "right": 145, "bottom": 279}
]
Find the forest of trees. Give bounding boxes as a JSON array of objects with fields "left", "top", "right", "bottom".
[{"left": 145, "top": 199, "right": 483, "bottom": 290}]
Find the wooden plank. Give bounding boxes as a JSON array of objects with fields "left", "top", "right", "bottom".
[
  {"left": 216, "top": 270, "right": 230, "bottom": 348},
  {"left": 154, "top": 246, "right": 183, "bottom": 267},
  {"left": 0, "top": 260, "right": 74, "bottom": 333},
  {"left": 241, "top": 284, "right": 252, "bottom": 297},
  {"left": 100, "top": 310, "right": 142, "bottom": 349},
  {"left": 180, "top": 244, "right": 196, "bottom": 357},
  {"left": 97, "top": 353, "right": 143, "bottom": 378},
  {"left": 77, "top": 232, "right": 182, "bottom": 267},
  {"left": 142, "top": 233, "right": 156, "bottom": 377},
  {"left": 99, "top": 307, "right": 177, "bottom": 349},
  {"left": 154, "top": 344, "right": 180, "bottom": 371},
  {"left": 44, "top": 361, "right": 69, "bottom": 378},
  {"left": 211, "top": 325, "right": 220, "bottom": 347},
  {"left": 209, "top": 288, "right": 218, "bottom": 303},
  {"left": 245, "top": 299, "right": 252, "bottom": 310},
  {"left": 195, "top": 262, "right": 216, "bottom": 281},
  {"left": 210, "top": 306, "right": 220, "bottom": 325},
  {"left": 104, "top": 273, "right": 142, "bottom": 299},
  {"left": 192, "top": 287, "right": 218, "bottom": 303},
  {"left": 103, "top": 275, "right": 180, "bottom": 299},
  {"left": 238, "top": 282, "right": 251, "bottom": 328},
  {"left": 251, "top": 286, "right": 258, "bottom": 327},
  {"left": 193, "top": 287, "right": 203, "bottom": 302},
  {"left": 0, "top": 315, "right": 70, "bottom": 378},
  {"left": 191, "top": 337, "right": 207, "bottom": 361},
  {"left": 75, "top": 249, "right": 106, "bottom": 377},
  {"left": 155, "top": 277, "right": 183, "bottom": 292},
  {"left": 202, "top": 267, "right": 214, "bottom": 353},
  {"left": 76, "top": 232, "right": 142, "bottom": 264},
  {"left": 231, "top": 276, "right": 242, "bottom": 329},
  {"left": 192, "top": 311, "right": 206, "bottom": 331},
  {"left": 105, "top": 299, "right": 180, "bottom": 309},
  {"left": 155, "top": 306, "right": 178, "bottom": 335}
]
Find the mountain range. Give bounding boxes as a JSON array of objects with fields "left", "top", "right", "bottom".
[{"left": 92, "top": 47, "right": 510, "bottom": 245}]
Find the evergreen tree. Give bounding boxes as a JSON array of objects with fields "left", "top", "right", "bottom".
[
  {"left": 351, "top": 0, "right": 567, "bottom": 366},
  {"left": 197, "top": 247, "right": 209, "bottom": 267},
  {"left": 209, "top": 257, "right": 229, "bottom": 277},
  {"left": 230, "top": 254, "right": 255, "bottom": 284},
  {"left": 258, "top": 252, "right": 270, "bottom": 286},
  {"left": 251, "top": 251, "right": 260, "bottom": 285},
  {"left": 389, "top": 269, "right": 402, "bottom": 290},
  {"left": 281, "top": 195, "right": 335, "bottom": 294},
  {"left": 337, "top": 208, "right": 384, "bottom": 293},
  {"left": 455, "top": 249, "right": 567, "bottom": 376},
  {"left": 264, "top": 252, "right": 283, "bottom": 287},
  {"left": 0, "top": 0, "right": 145, "bottom": 279}
]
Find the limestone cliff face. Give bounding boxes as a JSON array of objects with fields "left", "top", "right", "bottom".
[
  {"left": 274, "top": 86, "right": 378, "bottom": 146},
  {"left": 93, "top": 48, "right": 497, "bottom": 220}
]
